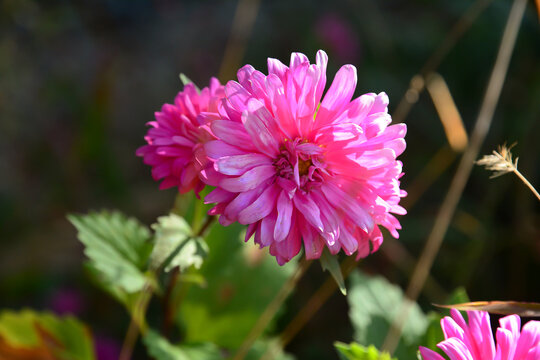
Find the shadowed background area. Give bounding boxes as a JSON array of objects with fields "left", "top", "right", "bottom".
[{"left": 0, "top": 0, "right": 539, "bottom": 358}]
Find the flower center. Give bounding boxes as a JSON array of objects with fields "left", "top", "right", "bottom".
[
  {"left": 273, "top": 138, "right": 326, "bottom": 192},
  {"left": 298, "top": 158, "right": 313, "bottom": 177}
]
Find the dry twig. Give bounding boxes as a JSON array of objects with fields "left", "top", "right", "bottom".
[{"left": 477, "top": 144, "right": 540, "bottom": 200}]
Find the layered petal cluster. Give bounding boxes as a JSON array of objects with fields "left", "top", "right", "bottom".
[
  {"left": 420, "top": 310, "right": 540, "bottom": 360},
  {"left": 137, "top": 78, "right": 224, "bottom": 195},
  {"left": 200, "top": 50, "right": 407, "bottom": 265}
]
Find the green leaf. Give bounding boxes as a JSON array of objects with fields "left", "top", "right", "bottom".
[
  {"left": 179, "top": 224, "right": 295, "bottom": 349},
  {"left": 149, "top": 213, "right": 208, "bottom": 272},
  {"left": 68, "top": 211, "right": 153, "bottom": 293},
  {"left": 348, "top": 270, "right": 428, "bottom": 360},
  {"left": 179, "top": 73, "right": 201, "bottom": 93},
  {"left": 165, "top": 236, "right": 208, "bottom": 273},
  {"left": 319, "top": 248, "right": 347, "bottom": 295},
  {"left": 0, "top": 310, "right": 40, "bottom": 347},
  {"left": 0, "top": 309, "right": 95, "bottom": 360},
  {"left": 335, "top": 342, "right": 397, "bottom": 360},
  {"left": 143, "top": 329, "right": 223, "bottom": 360}
]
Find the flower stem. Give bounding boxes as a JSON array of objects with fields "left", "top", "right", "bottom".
[
  {"left": 119, "top": 283, "right": 153, "bottom": 360},
  {"left": 161, "top": 267, "right": 180, "bottom": 339},
  {"left": 513, "top": 168, "right": 540, "bottom": 201},
  {"left": 232, "top": 257, "right": 311, "bottom": 360},
  {"left": 191, "top": 196, "right": 206, "bottom": 233},
  {"left": 160, "top": 215, "right": 216, "bottom": 339}
]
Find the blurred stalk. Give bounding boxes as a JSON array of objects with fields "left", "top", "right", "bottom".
[
  {"left": 232, "top": 257, "right": 311, "bottom": 360},
  {"left": 382, "top": 0, "right": 528, "bottom": 354},
  {"left": 426, "top": 73, "right": 468, "bottom": 152},
  {"left": 219, "top": 0, "right": 261, "bottom": 81}
]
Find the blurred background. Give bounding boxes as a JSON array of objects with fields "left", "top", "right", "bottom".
[{"left": 0, "top": 0, "right": 539, "bottom": 358}]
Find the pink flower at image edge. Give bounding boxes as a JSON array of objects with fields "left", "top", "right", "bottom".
[
  {"left": 199, "top": 50, "right": 407, "bottom": 265},
  {"left": 137, "top": 78, "right": 225, "bottom": 196},
  {"left": 420, "top": 310, "right": 540, "bottom": 360}
]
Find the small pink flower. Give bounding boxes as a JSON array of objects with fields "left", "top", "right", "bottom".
[
  {"left": 137, "top": 78, "right": 224, "bottom": 196},
  {"left": 315, "top": 14, "right": 360, "bottom": 63},
  {"left": 200, "top": 50, "right": 406, "bottom": 265},
  {"left": 48, "top": 288, "right": 85, "bottom": 316},
  {"left": 420, "top": 310, "right": 540, "bottom": 360}
]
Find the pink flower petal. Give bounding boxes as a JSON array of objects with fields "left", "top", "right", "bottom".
[
  {"left": 467, "top": 310, "right": 495, "bottom": 360},
  {"left": 238, "top": 184, "right": 279, "bottom": 224},
  {"left": 301, "top": 225, "right": 324, "bottom": 260},
  {"left": 371, "top": 92, "right": 389, "bottom": 113},
  {"left": 242, "top": 98, "right": 281, "bottom": 157},
  {"left": 513, "top": 321, "right": 540, "bottom": 360},
  {"left": 244, "top": 223, "right": 257, "bottom": 242},
  {"left": 219, "top": 165, "right": 275, "bottom": 192},
  {"left": 290, "top": 52, "right": 309, "bottom": 68},
  {"left": 223, "top": 185, "right": 266, "bottom": 222},
  {"left": 438, "top": 338, "right": 474, "bottom": 360},
  {"left": 205, "top": 187, "right": 235, "bottom": 204},
  {"left": 314, "top": 50, "right": 328, "bottom": 104},
  {"left": 237, "top": 65, "right": 255, "bottom": 89},
  {"left": 293, "top": 193, "right": 324, "bottom": 232},
  {"left": 267, "top": 57, "right": 288, "bottom": 80},
  {"left": 500, "top": 314, "right": 521, "bottom": 339},
  {"left": 317, "top": 64, "right": 357, "bottom": 126},
  {"left": 441, "top": 316, "right": 466, "bottom": 342},
  {"left": 204, "top": 140, "right": 247, "bottom": 159},
  {"left": 210, "top": 120, "right": 257, "bottom": 151},
  {"left": 260, "top": 211, "right": 277, "bottom": 246},
  {"left": 216, "top": 153, "right": 271, "bottom": 175},
  {"left": 271, "top": 213, "right": 301, "bottom": 262},
  {"left": 274, "top": 190, "right": 293, "bottom": 242},
  {"left": 225, "top": 80, "right": 251, "bottom": 112},
  {"left": 495, "top": 328, "right": 514, "bottom": 360},
  {"left": 524, "top": 344, "right": 540, "bottom": 360},
  {"left": 419, "top": 347, "right": 446, "bottom": 360},
  {"left": 322, "top": 183, "right": 374, "bottom": 233},
  {"left": 265, "top": 74, "right": 297, "bottom": 138}
]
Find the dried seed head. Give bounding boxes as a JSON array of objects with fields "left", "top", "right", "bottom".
[{"left": 476, "top": 143, "right": 519, "bottom": 178}]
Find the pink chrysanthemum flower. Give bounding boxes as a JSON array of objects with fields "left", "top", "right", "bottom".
[
  {"left": 137, "top": 78, "right": 224, "bottom": 196},
  {"left": 199, "top": 50, "right": 406, "bottom": 265},
  {"left": 420, "top": 310, "right": 540, "bottom": 360}
]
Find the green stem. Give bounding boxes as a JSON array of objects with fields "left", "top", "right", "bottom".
[
  {"left": 119, "top": 283, "right": 154, "bottom": 360},
  {"left": 191, "top": 196, "right": 206, "bottom": 233},
  {"left": 160, "top": 216, "right": 216, "bottom": 339}
]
